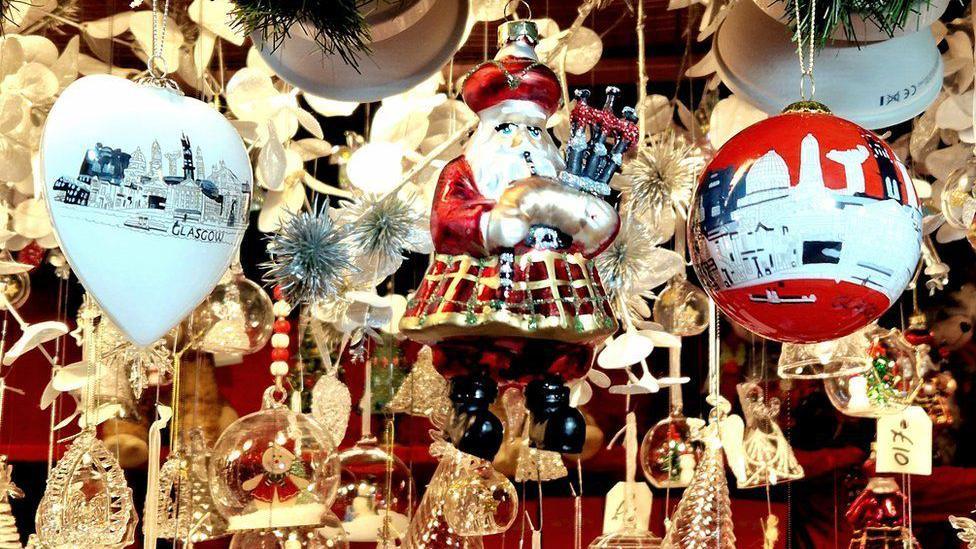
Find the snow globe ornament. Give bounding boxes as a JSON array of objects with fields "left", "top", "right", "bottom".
[
  {"left": 652, "top": 276, "right": 710, "bottom": 336},
  {"left": 210, "top": 389, "right": 341, "bottom": 532},
  {"left": 192, "top": 263, "right": 274, "bottom": 355},
  {"left": 688, "top": 102, "right": 922, "bottom": 343},
  {"left": 639, "top": 412, "right": 704, "bottom": 489},
  {"left": 938, "top": 156, "right": 976, "bottom": 249},
  {"left": 40, "top": 74, "right": 251, "bottom": 346},
  {"left": 823, "top": 326, "right": 923, "bottom": 418},
  {"left": 228, "top": 515, "right": 348, "bottom": 549},
  {"left": 331, "top": 436, "right": 415, "bottom": 542}
]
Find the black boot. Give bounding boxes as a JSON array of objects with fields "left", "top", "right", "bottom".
[
  {"left": 525, "top": 375, "right": 586, "bottom": 454},
  {"left": 445, "top": 373, "right": 503, "bottom": 461}
]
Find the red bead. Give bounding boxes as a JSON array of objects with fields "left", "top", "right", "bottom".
[
  {"left": 273, "top": 285, "right": 285, "bottom": 301},
  {"left": 270, "top": 348, "right": 290, "bottom": 361},
  {"left": 274, "top": 319, "right": 291, "bottom": 333}
]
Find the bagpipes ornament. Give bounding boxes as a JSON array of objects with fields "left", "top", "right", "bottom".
[
  {"left": 40, "top": 74, "right": 251, "bottom": 346},
  {"left": 400, "top": 19, "right": 635, "bottom": 461},
  {"left": 688, "top": 102, "right": 922, "bottom": 344}
]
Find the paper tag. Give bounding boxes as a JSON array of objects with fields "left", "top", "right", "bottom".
[
  {"left": 603, "top": 481, "right": 652, "bottom": 534},
  {"left": 876, "top": 406, "right": 932, "bottom": 476},
  {"left": 718, "top": 414, "right": 746, "bottom": 482}
]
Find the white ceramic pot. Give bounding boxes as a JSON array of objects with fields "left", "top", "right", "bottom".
[
  {"left": 753, "top": 0, "right": 950, "bottom": 42},
  {"left": 41, "top": 75, "right": 251, "bottom": 346},
  {"left": 716, "top": 0, "right": 942, "bottom": 129},
  {"left": 254, "top": 0, "right": 471, "bottom": 103}
]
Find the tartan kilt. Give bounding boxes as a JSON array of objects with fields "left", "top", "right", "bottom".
[{"left": 400, "top": 249, "right": 617, "bottom": 344}]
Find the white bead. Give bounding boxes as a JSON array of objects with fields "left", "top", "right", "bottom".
[
  {"left": 273, "top": 301, "right": 291, "bottom": 317},
  {"left": 270, "top": 361, "right": 289, "bottom": 376},
  {"left": 271, "top": 333, "right": 290, "bottom": 349}
]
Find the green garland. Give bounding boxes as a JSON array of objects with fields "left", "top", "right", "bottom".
[
  {"left": 777, "top": 0, "right": 932, "bottom": 47},
  {"left": 230, "top": 0, "right": 374, "bottom": 71}
]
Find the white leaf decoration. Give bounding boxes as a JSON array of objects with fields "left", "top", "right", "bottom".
[
  {"left": 293, "top": 107, "right": 324, "bottom": 139},
  {"left": 935, "top": 91, "right": 974, "bottom": 132},
  {"left": 304, "top": 93, "right": 359, "bottom": 117},
  {"left": 12, "top": 198, "right": 51, "bottom": 240},
  {"left": 187, "top": 0, "right": 245, "bottom": 45},
  {"left": 80, "top": 12, "right": 133, "bottom": 40},
  {"left": 258, "top": 178, "right": 306, "bottom": 233},
  {"left": 257, "top": 125, "right": 287, "bottom": 191},
  {"left": 3, "top": 321, "right": 68, "bottom": 366},
  {"left": 597, "top": 330, "right": 655, "bottom": 370}
]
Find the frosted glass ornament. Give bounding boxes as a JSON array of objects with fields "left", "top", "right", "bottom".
[
  {"left": 735, "top": 382, "right": 804, "bottom": 489},
  {"left": 209, "top": 403, "right": 341, "bottom": 532}
]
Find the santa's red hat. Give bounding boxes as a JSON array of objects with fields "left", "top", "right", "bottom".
[{"left": 461, "top": 56, "right": 561, "bottom": 118}]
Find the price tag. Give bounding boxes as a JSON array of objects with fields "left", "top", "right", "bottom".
[
  {"left": 602, "top": 481, "right": 652, "bottom": 534},
  {"left": 876, "top": 406, "right": 932, "bottom": 476}
]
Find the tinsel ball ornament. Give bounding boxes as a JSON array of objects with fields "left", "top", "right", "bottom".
[
  {"left": 443, "top": 462, "right": 518, "bottom": 536},
  {"left": 652, "top": 276, "right": 710, "bottom": 336},
  {"left": 228, "top": 513, "right": 348, "bottom": 549},
  {"left": 192, "top": 265, "right": 275, "bottom": 355},
  {"left": 209, "top": 399, "right": 341, "bottom": 532},
  {"left": 639, "top": 412, "right": 703, "bottom": 489},
  {"left": 688, "top": 102, "right": 922, "bottom": 343},
  {"left": 823, "top": 326, "right": 923, "bottom": 418},
  {"left": 330, "top": 436, "right": 415, "bottom": 542}
]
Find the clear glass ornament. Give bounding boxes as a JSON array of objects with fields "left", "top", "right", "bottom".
[
  {"left": 735, "top": 382, "right": 804, "bottom": 489},
  {"left": 310, "top": 374, "right": 352, "bottom": 446},
  {"left": 444, "top": 462, "right": 518, "bottom": 536},
  {"left": 0, "top": 456, "right": 23, "bottom": 548},
  {"left": 589, "top": 529, "right": 663, "bottom": 548},
  {"left": 0, "top": 271, "right": 29, "bottom": 310},
  {"left": 210, "top": 401, "right": 341, "bottom": 532},
  {"left": 228, "top": 513, "right": 349, "bottom": 549},
  {"left": 823, "top": 326, "right": 923, "bottom": 418},
  {"left": 652, "top": 277, "right": 710, "bottom": 336},
  {"left": 330, "top": 436, "right": 414, "bottom": 543},
  {"left": 778, "top": 327, "right": 872, "bottom": 380},
  {"left": 402, "top": 444, "right": 490, "bottom": 549},
  {"left": 939, "top": 156, "right": 976, "bottom": 231},
  {"left": 33, "top": 429, "right": 138, "bottom": 548},
  {"left": 639, "top": 412, "right": 703, "bottom": 489},
  {"left": 154, "top": 430, "right": 228, "bottom": 542},
  {"left": 192, "top": 265, "right": 274, "bottom": 355}
]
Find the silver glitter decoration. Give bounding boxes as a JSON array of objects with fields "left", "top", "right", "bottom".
[
  {"left": 617, "top": 132, "right": 704, "bottom": 220},
  {"left": 262, "top": 205, "right": 355, "bottom": 305},
  {"left": 595, "top": 219, "right": 663, "bottom": 296},
  {"left": 336, "top": 191, "right": 431, "bottom": 284}
]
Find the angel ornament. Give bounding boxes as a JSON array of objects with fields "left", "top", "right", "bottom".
[
  {"left": 241, "top": 443, "right": 312, "bottom": 506},
  {"left": 735, "top": 382, "right": 804, "bottom": 489}
]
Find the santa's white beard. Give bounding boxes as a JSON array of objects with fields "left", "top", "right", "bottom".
[{"left": 464, "top": 126, "right": 565, "bottom": 200}]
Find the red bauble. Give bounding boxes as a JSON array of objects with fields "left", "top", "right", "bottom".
[
  {"left": 688, "top": 105, "right": 922, "bottom": 343},
  {"left": 17, "top": 242, "right": 45, "bottom": 269}
]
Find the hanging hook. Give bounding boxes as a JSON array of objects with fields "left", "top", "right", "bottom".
[{"left": 504, "top": 0, "right": 533, "bottom": 21}]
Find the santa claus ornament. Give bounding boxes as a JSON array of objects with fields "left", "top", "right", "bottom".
[
  {"left": 688, "top": 102, "right": 922, "bottom": 343},
  {"left": 400, "top": 20, "right": 632, "bottom": 460}
]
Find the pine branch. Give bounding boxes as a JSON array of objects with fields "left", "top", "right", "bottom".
[
  {"left": 777, "top": 0, "right": 932, "bottom": 48},
  {"left": 230, "top": 0, "right": 378, "bottom": 72}
]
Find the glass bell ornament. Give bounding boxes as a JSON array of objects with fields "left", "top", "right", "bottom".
[
  {"left": 330, "top": 436, "right": 415, "bottom": 542},
  {"left": 778, "top": 326, "right": 872, "bottom": 379},
  {"left": 154, "top": 430, "right": 228, "bottom": 542},
  {"left": 652, "top": 276, "right": 710, "bottom": 336},
  {"left": 589, "top": 529, "right": 663, "bottom": 548},
  {"left": 443, "top": 461, "right": 518, "bottom": 536},
  {"left": 209, "top": 397, "right": 341, "bottom": 532},
  {"left": 192, "top": 264, "right": 274, "bottom": 355},
  {"left": 823, "top": 326, "right": 923, "bottom": 418},
  {"left": 639, "top": 412, "right": 704, "bottom": 489},
  {"left": 735, "top": 382, "right": 804, "bottom": 489},
  {"left": 938, "top": 155, "right": 976, "bottom": 247},
  {"left": 228, "top": 513, "right": 349, "bottom": 549}
]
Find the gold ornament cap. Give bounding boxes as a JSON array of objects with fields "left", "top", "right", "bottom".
[
  {"left": 782, "top": 100, "right": 832, "bottom": 114},
  {"left": 498, "top": 20, "right": 539, "bottom": 48}
]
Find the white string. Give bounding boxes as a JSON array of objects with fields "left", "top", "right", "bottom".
[
  {"left": 793, "top": 0, "right": 817, "bottom": 100},
  {"left": 149, "top": 0, "right": 171, "bottom": 77}
]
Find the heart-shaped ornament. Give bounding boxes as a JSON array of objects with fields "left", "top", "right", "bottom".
[{"left": 41, "top": 75, "right": 251, "bottom": 346}]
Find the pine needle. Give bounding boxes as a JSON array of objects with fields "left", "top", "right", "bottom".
[{"left": 777, "top": 0, "right": 932, "bottom": 48}]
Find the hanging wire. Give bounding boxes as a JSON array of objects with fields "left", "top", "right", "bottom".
[{"left": 793, "top": 0, "right": 817, "bottom": 100}]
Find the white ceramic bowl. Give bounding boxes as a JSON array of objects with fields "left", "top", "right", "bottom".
[
  {"left": 716, "top": 0, "right": 942, "bottom": 129},
  {"left": 254, "top": 0, "right": 471, "bottom": 103},
  {"left": 754, "top": 0, "right": 950, "bottom": 42}
]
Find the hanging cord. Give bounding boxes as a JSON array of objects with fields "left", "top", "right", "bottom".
[
  {"left": 137, "top": 0, "right": 181, "bottom": 93},
  {"left": 794, "top": 0, "right": 817, "bottom": 100}
]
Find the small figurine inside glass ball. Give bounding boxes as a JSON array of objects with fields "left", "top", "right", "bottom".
[
  {"left": 443, "top": 462, "right": 518, "bottom": 536},
  {"left": 652, "top": 277, "right": 710, "bottom": 336},
  {"left": 228, "top": 513, "right": 348, "bottom": 549},
  {"left": 210, "top": 403, "right": 341, "bottom": 532},
  {"left": 639, "top": 412, "right": 704, "bottom": 489},
  {"left": 192, "top": 265, "right": 274, "bottom": 355},
  {"left": 0, "top": 271, "right": 30, "bottom": 310},
  {"left": 330, "top": 436, "right": 415, "bottom": 542},
  {"left": 823, "top": 326, "right": 923, "bottom": 418}
]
